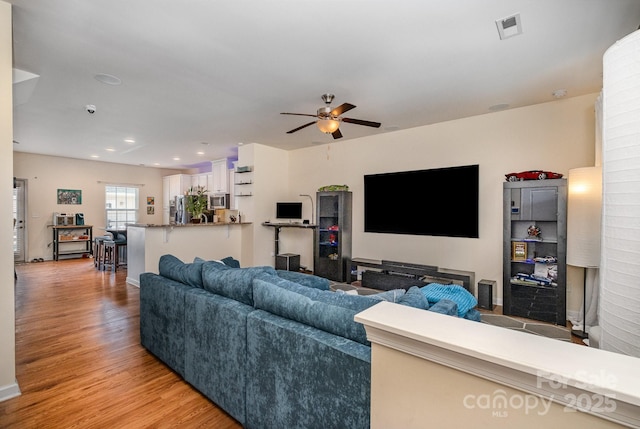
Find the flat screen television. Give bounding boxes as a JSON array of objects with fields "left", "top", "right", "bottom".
[
  {"left": 364, "top": 164, "right": 479, "bottom": 238},
  {"left": 276, "top": 202, "right": 303, "bottom": 220}
]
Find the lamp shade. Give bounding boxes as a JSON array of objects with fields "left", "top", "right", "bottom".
[
  {"left": 317, "top": 119, "right": 340, "bottom": 134},
  {"left": 600, "top": 29, "right": 640, "bottom": 357},
  {"left": 567, "top": 166, "right": 602, "bottom": 268}
]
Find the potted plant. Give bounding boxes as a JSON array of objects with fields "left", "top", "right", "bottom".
[{"left": 185, "top": 185, "right": 209, "bottom": 223}]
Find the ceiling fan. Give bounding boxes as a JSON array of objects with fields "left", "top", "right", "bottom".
[{"left": 281, "top": 93, "right": 381, "bottom": 139}]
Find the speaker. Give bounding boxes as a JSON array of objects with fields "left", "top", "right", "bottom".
[
  {"left": 276, "top": 253, "right": 300, "bottom": 272},
  {"left": 478, "top": 279, "right": 495, "bottom": 310}
]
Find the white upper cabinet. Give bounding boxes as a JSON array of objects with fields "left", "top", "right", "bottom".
[
  {"left": 211, "top": 158, "right": 229, "bottom": 193},
  {"left": 190, "top": 173, "right": 209, "bottom": 190},
  {"left": 164, "top": 174, "right": 191, "bottom": 203}
]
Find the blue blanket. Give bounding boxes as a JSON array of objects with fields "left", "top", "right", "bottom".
[{"left": 420, "top": 283, "right": 478, "bottom": 318}]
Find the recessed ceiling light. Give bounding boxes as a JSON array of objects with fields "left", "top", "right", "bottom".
[
  {"left": 90, "top": 155, "right": 99, "bottom": 158},
  {"left": 105, "top": 148, "right": 115, "bottom": 152},
  {"left": 94, "top": 73, "right": 122, "bottom": 85},
  {"left": 173, "top": 157, "right": 180, "bottom": 161},
  {"left": 124, "top": 138, "right": 135, "bottom": 144},
  {"left": 237, "top": 142, "right": 244, "bottom": 146},
  {"left": 197, "top": 151, "right": 205, "bottom": 155}
]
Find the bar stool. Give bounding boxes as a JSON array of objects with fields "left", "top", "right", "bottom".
[
  {"left": 102, "top": 233, "right": 127, "bottom": 272},
  {"left": 102, "top": 239, "right": 117, "bottom": 272},
  {"left": 114, "top": 231, "right": 127, "bottom": 268},
  {"left": 93, "top": 236, "right": 110, "bottom": 270}
]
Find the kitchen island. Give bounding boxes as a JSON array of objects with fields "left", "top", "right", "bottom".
[{"left": 126, "top": 222, "right": 250, "bottom": 287}]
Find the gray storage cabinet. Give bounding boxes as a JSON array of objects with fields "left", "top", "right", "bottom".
[
  {"left": 314, "top": 191, "right": 352, "bottom": 282},
  {"left": 503, "top": 179, "right": 567, "bottom": 325}
]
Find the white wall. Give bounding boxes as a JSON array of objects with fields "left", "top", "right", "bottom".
[
  {"left": 0, "top": 0, "right": 18, "bottom": 401},
  {"left": 285, "top": 93, "right": 598, "bottom": 308},
  {"left": 13, "top": 153, "right": 183, "bottom": 261},
  {"left": 11, "top": 94, "right": 597, "bottom": 313}
]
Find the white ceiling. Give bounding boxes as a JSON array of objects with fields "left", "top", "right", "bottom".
[{"left": 9, "top": 0, "right": 640, "bottom": 170}]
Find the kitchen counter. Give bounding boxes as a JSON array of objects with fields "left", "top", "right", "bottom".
[
  {"left": 128, "top": 222, "right": 250, "bottom": 228},
  {"left": 126, "top": 222, "right": 248, "bottom": 286}
]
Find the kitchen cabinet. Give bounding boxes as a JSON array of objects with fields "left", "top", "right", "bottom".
[
  {"left": 163, "top": 174, "right": 191, "bottom": 224},
  {"left": 166, "top": 174, "right": 190, "bottom": 200},
  {"left": 211, "top": 158, "right": 229, "bottom": 193},
  {"left": 190, "top": 173, "right": 209, "bottom": 190}
]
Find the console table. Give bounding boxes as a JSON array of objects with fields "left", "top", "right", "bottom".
[{"left": 49, "top": 225, "right": 93, "bottom": 261}]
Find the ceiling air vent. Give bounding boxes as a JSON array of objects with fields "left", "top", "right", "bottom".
[{"left": 496, "top": 13, "right": 522, "bottom": 40}]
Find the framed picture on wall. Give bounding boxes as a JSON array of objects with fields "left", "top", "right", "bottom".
[
  {"left": 147, "top": 196, "right": 155, "bottom": 205},
  {"left": 57, "top": 189, "right": 82, "bottom": 205},
  {"left": 147, "top": 206, "right": 155, "bottom": 215}
]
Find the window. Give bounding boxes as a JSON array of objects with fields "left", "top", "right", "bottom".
[{"left": 105, "top": 186, "right": 138, "bottom": 230}]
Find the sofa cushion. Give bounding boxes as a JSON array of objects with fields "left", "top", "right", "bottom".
[
  {"left": 257, "top": 274, "right": 381, "bottom": 312},
  {"left": 252, "top": 276, "right": 383, "bottom": 345},
  {"left": 158, "top": 254, "right": 204, "bottom": 288},
  {"left": 276, "top": 270, "right": 330, "bottom": 290},
  {"left": 420, "top": 283, "right": 477, "bottom": 317},
  {"left": 367, "top": 288, "right": 406, "bottom": 302},
  {"left": 202, "top": 262, "right": 277, "bottom": 306}
]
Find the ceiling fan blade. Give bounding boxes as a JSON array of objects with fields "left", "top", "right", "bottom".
[
  {"left": 281, "top": 112, "right": 318, "bottom": 118},
  {"left": 330, "top": 103, "right": 356, "bottom": 117},
  {"left": 332, "top": 128, "right": 343, "bottom": 139},
  {"left": 342, "top": 117, "right": 381, "bottom": 128},
  {"left": 286, "top": 121, "right": 316, "bottom": 134}
]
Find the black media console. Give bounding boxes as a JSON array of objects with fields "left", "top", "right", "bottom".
[{"left": 351, "top": 258, "right": 474, "bottom": 293}]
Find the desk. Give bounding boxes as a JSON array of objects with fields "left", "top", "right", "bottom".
[
  {"left": 262, "top": 222, "right": 317, "bottom": 260},
  {"left": 49, "top": 225, "right": 93, "bottom": 261}
]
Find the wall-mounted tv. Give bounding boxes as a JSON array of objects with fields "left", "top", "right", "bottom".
[
  {"left": 364, "top": 164, "right": 479, "bottom": 238},
  {"left": 276, "top": 202, "right": 303, "bottom": 220}
]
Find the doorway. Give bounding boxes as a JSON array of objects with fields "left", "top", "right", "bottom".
[{"left": 13, "top": 178, "right": 26, "bottom": 263}]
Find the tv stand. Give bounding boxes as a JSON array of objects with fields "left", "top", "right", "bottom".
[{"left": 351, "top": 258, "right": 474, "bottom": 292}]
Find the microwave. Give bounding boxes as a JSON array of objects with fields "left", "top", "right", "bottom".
[{"left": 211, "top": 193, "right": 230, "bottom": 209}]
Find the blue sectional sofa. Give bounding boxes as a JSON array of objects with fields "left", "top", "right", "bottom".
[{"left": 139, "top": 255, "right": 465, "bottom": 429}]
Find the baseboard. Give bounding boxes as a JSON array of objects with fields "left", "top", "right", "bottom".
[
  {"left": 0, "top": 380, "right": 21, "bottom": 402},
  {"left": 566, "top": 310, "right": 580, "bottom": 324},
  {"left": 126, "top": 276, "right": 140, "bottom": 288}
]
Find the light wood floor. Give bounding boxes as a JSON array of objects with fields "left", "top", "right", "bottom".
[{"left": 1, "top": 259, "right": 242, "bottom": 428}]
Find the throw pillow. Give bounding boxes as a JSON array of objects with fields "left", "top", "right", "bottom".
[
  {"left": 428, "top": 299, "right": 458, "bottom": 316},
  {"left": 396, "top": 286, "right": 429, "bottom": 310},
  {"left": 221, "top": 256, "right": 241, "bottom": 268}
]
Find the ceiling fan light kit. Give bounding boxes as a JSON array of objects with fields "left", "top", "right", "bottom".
[
  {"left": 317, "top": 119, "right": 340, "bottom": 134},
  {"left": 281, "top": 93, "right": 381, "bottom": 140}
]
